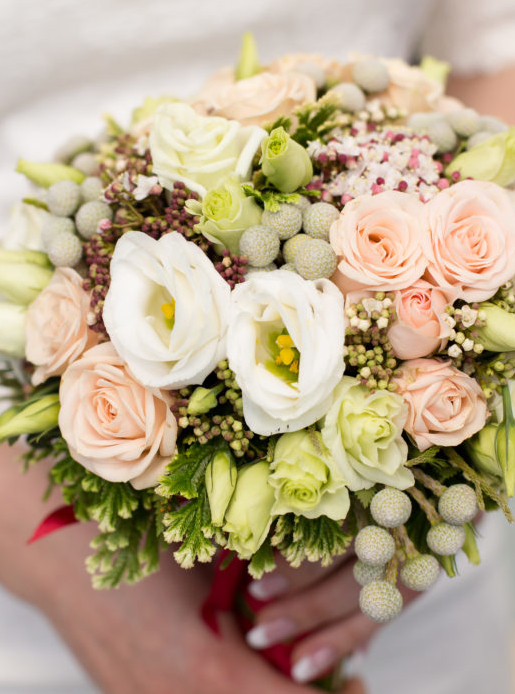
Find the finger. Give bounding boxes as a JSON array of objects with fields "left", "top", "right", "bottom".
[
  {"left": 248, "top": 550, "right": 354, "bottom": 601},
  {"left": 219, "top": 626, "right": 341, "bottom": 694},
  {"left": 247, "top": 561, "right": 360, "bottom": 649},
  {"left": 341, "top": 678, "right": 367, "bottom": 694},
  {"left": 289, "top": 612, "right": 378, "bottom": 683}
]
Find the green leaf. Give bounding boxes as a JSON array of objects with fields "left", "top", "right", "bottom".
[
  {"left": 272, "top": 515, "right": 352, "bottom": 568},
  {"left": 248, "top": 537, "right": 276, "bottom": 579},
  {"left": 354, "top": 487, "right": 377, "bottom": 509},
  {"left": 156, "top": 439, "right": 229, "bottom": 500},
  {"left": 163, "top": 491, "right": 217, "bottom": 568}
]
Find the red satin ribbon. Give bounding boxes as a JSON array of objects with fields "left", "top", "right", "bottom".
[
  {"left": 27, "top": 505, "right": 78, "bottom": 544},
  {"left": 202, "top": 550, "right": 296, "bottom": 676}
]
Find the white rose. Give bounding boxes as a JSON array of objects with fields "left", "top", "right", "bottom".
[
  {"left": 103, "top": 231, "right": 231, "bottom": 389},
  {"left": 227, "top": 270, "right": 345, "bottom": 435},
  {"left": 3, "top": 202, "right": 48, "bottom": 251},
  {"left": 149, "top": 102, "right": 266, "bottom": 197}
]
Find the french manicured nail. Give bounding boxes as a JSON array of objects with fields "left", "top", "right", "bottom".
[
  {"left": 246, "top": 618, "right": 296, "bottom": 649},
  {"left": 291, "top": 646, "right": 338, "bottom": 683},
  {"left": 248, "top": 573, "right": 289, "bottom": 600}
]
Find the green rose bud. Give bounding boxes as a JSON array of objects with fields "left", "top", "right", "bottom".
[
  {"left": 495, "top": 385, "right": 515, "bottom": 496},
  {"left": 205, "top": 450, "right": 237, "bottom": 526},
  {"left": 260, "top": 127, "right": 313, "bottom": 194},
  {"left": 419, "top": 55, "right": 451, "bottom": 86},
  {"left": 0, "top": 394, "right": 60, "bottom": 442},
  {"left": 269, "top": 430, "right": 349, "bottom": 520},
  {"left": 131, "top": 96, "right": 178, "bottom": 125},
  {"left": 187, "top": 384, "right": 224, "bottom": 416},
  {"left": 474, "top": 303, "right": 515, "bottom": 352},
  {"left": 465, "top": 424, "right": 502, "bottom": 478},
  {"left": 446, "top": 127, "right": 515, "bottom": 186},
  {"left": 235, "top": 31, "right": 260, "bottom": 81},
  {"left": 462, "top": 524, "right": 481, "bottom": 566},
  {"left": 16, "top": 159, "right": 86, "bottom": 187},
  {"left": 0, "top": 248, "right": 53, "bottom": 305},
  {"left": 186, "top": 176, "right": 262, "bottom": 254},
  {"left": 321, "top": 376, "right": 412, "bottom": 491},
  {"left": 0, "top": 302, "right": 27, "bottom": 357},
  {"left": 223, "top": 460, "right": 275, "bottom": 558}
]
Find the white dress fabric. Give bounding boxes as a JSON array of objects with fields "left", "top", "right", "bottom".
[{"left": 1, "top": 1, "right": 515, "bottom": 692}]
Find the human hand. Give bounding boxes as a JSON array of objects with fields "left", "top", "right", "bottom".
[
  {"left": 245, "top": 552, "right": 418, "bottom": 684},
  {"left": 0, "top": 443, "right": 364, "bottom": 693}
]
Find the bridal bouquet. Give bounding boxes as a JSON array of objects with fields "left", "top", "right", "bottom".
[{"left": 2, "top": 34, "right": 515, "bottom": 629}]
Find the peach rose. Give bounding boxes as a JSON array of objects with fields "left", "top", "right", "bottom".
[
  {"left": 194, "top": 71, "right": 316, "bottom": 127},
  {"left": 337, "top": 55, "right": 444, "bottom": 114},
  {"left": 330, "top": 191, "right": 429, "bottom": 294},
  {"left": 268, "top": 52, "right": 345, "bottom": 81},
  {"left": 393, "top": 358, "right": 487, "bottom": 451},
  {"left": 387, "top": 280, "right": 451, "bottom": 360},
  {"left": 59, "top": 342, "right": 177, "bottom": 489},
  {"left": 425, "top": 180, "right": 515, "bottom": 302},
  {"left": 25, "top": 268, "right": 99, "bottom": 386}
]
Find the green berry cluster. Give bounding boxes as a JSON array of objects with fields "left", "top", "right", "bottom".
[{"left": 344, "top": 293, "right": 399, "bottom": 391}]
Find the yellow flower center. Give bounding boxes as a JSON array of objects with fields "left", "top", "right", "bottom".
[
  {"left": 274, "top": 332, "right": 300, "bottom": 374},
  {"left": 160, "top": 299, "right": 176, "bottom": 330}
]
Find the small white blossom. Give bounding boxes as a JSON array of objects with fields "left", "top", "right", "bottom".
[
  {"left": 460, "top": 305, "right": 478, "bottom": 328},
  {"left": 376, "top": 316, "right": 389, "bottom": 330},
  {"left": 362, "top": 298, "right": 383, "bottom": 316},
  {"left": 442, "top": 314, "right": 456, "bottom": 329},
  {"left": 462, "top": 338, "right": 474, "bottom": 351},
  {"left": 358, "top": 318, "right": 371, "bottom": 331},
  {"left": 133, "top": 174, "right": 160, "bottom": 201},
  {"left": 350, "top": 315, "right": 360, "bottom": 327},
  {"left": 448, "top": 344, "right": 462, "bottom": 358}
]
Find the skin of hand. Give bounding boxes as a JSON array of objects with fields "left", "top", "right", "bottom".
[
  {"left": 244, "top": 551, "right": 418, "bottom": 684},
  {"left": 448, "top": 65, "right": 515, "bottom": 122},
  {"left": 0, "top": 442, "right": 365, "bottom": 694}
]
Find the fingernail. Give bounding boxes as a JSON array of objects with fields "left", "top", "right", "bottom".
[
  {"left": 248, "top": 573, "right": 289, "bottom": 600},
  {"left": 246, "top": 618, "right": 296, "bottom": 649},
  {"left": 291, "top": 646, "right": 338, "bottom": 683}
]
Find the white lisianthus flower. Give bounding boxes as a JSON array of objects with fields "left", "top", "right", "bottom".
[
  {"left": 321, "top": 376, "right": 412, "bottom": 491},
  {"left": 103, "top": 231, "right": 231, "bottom": 389},
  {"left": 150, "top": 102, "right": 266, "bottom": 197},
  {"left": 227, "top": 270, "right": 345, "bottom": 435}
]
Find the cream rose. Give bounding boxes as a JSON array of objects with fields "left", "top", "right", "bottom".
[
  {"left": 387, "top": 280, "right": 451, "bottom": 360},
  {"left": 59, "top": 342, "right": 177, "bottom": 489},
  {"left": 195, "top": 71, "right": 316, "bottom": 127},
  {"left": 25, "top": 268, "right": 99, "bottom": 386},
  {"left": 149, "top": 102, "right": 266, "bottom": 197},
  {"left": 330, "top": 191, "right": 429, "bottom": 294},
  {"left": 425, "top": 180, "right": 515, "bottom": 302},
  {"left": 393, "top": 358, "right": 488, "bottom": 451},
  {"left": 320, "top": 376, "right": 412, "bottom": 491},
  {"left": 227, "top": 270, "right": 345, "bottom": 435},
  {"left": 103, "top": 231, "right": 231, "bottom": 390}
]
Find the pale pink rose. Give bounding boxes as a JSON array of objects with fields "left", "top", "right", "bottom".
[
  {"left": 194, "top": 71, "right": 316, "bottom": 127},
  {"left": 387, "top": 280, "right": 451, "bottom": 359},
  {"left": 59, "top": 342, "right": 177, "bottom": 489},
  {"left": 330, "top": 191, "right": 429, "bottom": 294},
  {"left": 25, "top": 268, "right": 99, "bottom": 386},
  {"left": 425, "top": 180, "right": 515, "bottom": 302},
  {"left": 191, "top": 66, "right": 235, "bottom": 116},
  {"left": 393, "top": 358, "right": 487, "bottom": 451}
]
